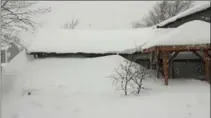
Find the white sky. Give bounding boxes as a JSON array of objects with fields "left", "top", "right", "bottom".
[{"left": 34, "top": 1, "right": 209, "bottom": 30}]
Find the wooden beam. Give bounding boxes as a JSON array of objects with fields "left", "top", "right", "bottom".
[
  {"left": 192, "top": 51, "right": 204, "bottom": 62},
  {"left": 156, "top": 48, "right": 160, "bottom": 78},
  {"left": 162, "top": 52, "right": 169, "bottom": 85},
  {"left": 169, "top": 52, "right": 179, "bottom": 62},
  {"left": 204, "top": 51, "right": 210, "bottom": 83},
  {"left": 160, "top": 45, "right": 210, "bottom": 52}
]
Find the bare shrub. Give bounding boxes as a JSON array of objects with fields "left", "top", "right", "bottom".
[
  {"left": 61, "top": 19, "right": 79, "bottom": 29},
  {"left": 131, "top": 65, "right": 148, "bottom": 94},
  {"left": 110, "top": 59, "right": 149, "bottom": 95}
]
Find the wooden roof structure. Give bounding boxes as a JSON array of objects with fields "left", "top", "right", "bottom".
[
  {"left": 142, "top": 20, "right": 210, "bottom": 85},
  {"left": 143, "top": 45, "right": 210, "bottom": 85}
]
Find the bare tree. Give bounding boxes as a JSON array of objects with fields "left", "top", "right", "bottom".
[
  {"left": 61, "top": 19, "right": 79, "bottom": 29},
  {"left": 132, "top": 1, "right": 194, "bottom": 28},
  {"left": 1, "top": 0, "right": 51, "bottom": 47},
  {"left": 110, "top": 57, "right": 149, "bottom": 95}
]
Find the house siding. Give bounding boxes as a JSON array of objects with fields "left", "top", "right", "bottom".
[
  {"left": 173, "top": 61, "right": 204, "bottom": 79},
  {"left": 1, "top": 50, "right": 6, "bottom": 63},
  {"left": 1, "top": 44, "right": 20, "bottom": 63}
]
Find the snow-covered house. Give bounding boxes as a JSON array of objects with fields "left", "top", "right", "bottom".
[
  {"left": 156, "top": 2, "right": 210, "bottom": 28},
  {"left": 1, "top": 43, "right": 20, "bottom": 64},
  {"left": 2, "top": 42, "right": 210, "bottom": 118},
  {"left": 139, "top": 2, "right": 211, "bottom": 85},
  {"left": 1, "top": 45, "right": 10, "bottom": 63},
  {"left": 26, "top": 28, "right": 171, "bottom": 69}
]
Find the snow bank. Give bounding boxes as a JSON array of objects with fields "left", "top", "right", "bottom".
[
  {"left": 142, "top": 20, "right": 210, "bottom": 49},
  {"left": 2, "top": 53, "right": 126, "bottom": 98},
  {"left": 2, "top": 53, "right": 210, "bottom": 118},
  {"left": 2, "top": 51, "right": 34, "bottom": 98},
  {"left": 156, "top": 2, "right": 210, "bottom": 27},
  {"left": 27, "top": 28, "right": 159, "bottom": 54}
]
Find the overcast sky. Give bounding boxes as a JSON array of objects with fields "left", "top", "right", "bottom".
[{"left": 35, "top": 1, "right": 209, "bottom": 30}]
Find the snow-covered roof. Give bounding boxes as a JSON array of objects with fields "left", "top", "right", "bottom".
[
  {"left": 142, "top": 20, "right": 210, "bottom": 50},
  {"left": 156, "top": 2, "right": 210, "bottom": 27},
  {"left": 27, "top": 28, "right": 165, "bottom": 54},
  {"left": 121, "top": 28, "right": 172, "bottom": 54}
]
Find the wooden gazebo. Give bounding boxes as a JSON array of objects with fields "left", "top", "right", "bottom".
[
  {"left": 143, "top": 45, "right": 210, "bottom": 85},
  {"left": 142, "top": 20, "right": 210, "bottom": 85}
]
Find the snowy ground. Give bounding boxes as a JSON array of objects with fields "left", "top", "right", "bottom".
[{"left": 2, "top": 52, "right": 210, "bottom": 118}]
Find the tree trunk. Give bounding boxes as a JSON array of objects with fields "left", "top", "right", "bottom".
[
  {"left": 137, "top": 85, "right": 141, "bottom": 94},
  {"left": 124, "top": 91, "right": 127, "bottom": 95},
  {"left": 124, "top": 82, "right": 128, "bottom": 95}
]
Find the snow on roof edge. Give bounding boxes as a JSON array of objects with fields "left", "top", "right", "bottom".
[
  {"left": 141, "top": 20, "right": 210, "bottom": 50},
  {"left": 156, "top": 2, "right": 210, "bottom": 27}
]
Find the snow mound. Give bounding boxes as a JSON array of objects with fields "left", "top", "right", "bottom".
[
  {"left": 142, "top": 20, "right": 210, "bottom": 49},
  {"left": 2, "top": 52, "right": 210, "bottom": 118},
  {"left": 2, "top": 53, "right": 129, "bottom": 97}
]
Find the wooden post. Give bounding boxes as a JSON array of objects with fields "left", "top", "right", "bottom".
[
  {"left": 156, "top": 48, "right": 160, "bottom": 78},
  {"left": 162, "top": 52, "right": 169, "bottom": 85},
  {"left": 204, "top": 51, "right": 210, "bottom": 83}
]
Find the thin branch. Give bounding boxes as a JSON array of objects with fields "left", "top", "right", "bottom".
[{"left": 1, "top": 0, "right": 9, "bottom": 8}]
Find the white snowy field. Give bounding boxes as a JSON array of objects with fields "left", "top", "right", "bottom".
[{"left": 2, "top": 52, "right": 210, "bottom": 118}]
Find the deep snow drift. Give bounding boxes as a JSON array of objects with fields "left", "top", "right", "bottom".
[{"left": 2, "top": 52, "right": 210, "bottom": 118}]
